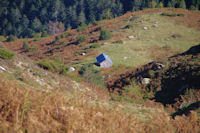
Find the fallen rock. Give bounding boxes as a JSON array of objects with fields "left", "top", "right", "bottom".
[
  {"left": 81, "top": 53, "right": 86, "bottom": 56},
  {"left": 0, "top": 66, "right": 6, "bottom": 71},
  {"left": 69, "top": 67, "right": 75, "bottom": 72},
  {"left": 123, "top": 56, "right": 128, "bottom": 60},
  {"left": 152, "top": 24, "right": 158, "bottom": 27},
  {"left": 142, "top": 78, "right": 151, "bottom": 85},
  {"left": 128, "top": 36, "right": 134, "bottom": 39},
  {"left": 143, "top": 27, "right": 148, "bottom": 30},
  {"left": 154, "top": 21, "right": 158, "bottom": 24},
  {"left": 95, "top": 112, "right": 103, "bottom": 117},
  {"left": 103, "top": 42, "right": 108, "bottom": 45}
]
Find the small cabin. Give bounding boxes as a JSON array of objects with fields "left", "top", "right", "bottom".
[{"left": 96, "top": 53, "right": 112, "bottom": 68}]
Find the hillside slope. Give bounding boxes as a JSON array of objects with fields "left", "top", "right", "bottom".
[
  {"left": 106, "top": 44, "right": 200, "bottom": 119},
  {"left": 0, "top": 8, "right": 200, "bottom": 132},
  {"left": 0, "top": 45, "right": 199, "bottom": 133}
]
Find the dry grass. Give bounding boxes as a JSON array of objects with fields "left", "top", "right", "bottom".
[{"left": 0, "top": 78, "right": 199, "bottom": 133}]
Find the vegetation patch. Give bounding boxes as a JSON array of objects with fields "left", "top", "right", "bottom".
[
  {"left": 0, "top": 48, "right": 15, "bottom": 59},
  {"left": 113, "top": 40, "right": 123, "bottom": 44},
  {"left": 99, "top": 30, "right": 111, "bottom": 40},
  {"left": 61, "top": 32, "right": 70, "bottom": 38},
  {"left": 77, "top": 23, "right": 87, "bottom": 32},
  {"left": 41, "top": 31, "right": 48, "bottom": 37},
  {"left": 31, "top": 32, "right": 42, "bottom": 38},
  {"left": 161, "top": 13, "right": 185, "bottom": 17},
  {"left": 22, "top": 42, "right": 37, "bottom": 52},
  {"left": 37, "top": 58, "right": 68, "bottom": 74},
  {"left": 123, "top": 24, "right": 133, "bottom": 29},
  {"left": 79, "top": 63, "right": 104, "bottom": 87},
  {"left": 90, "top": 43, "right": 101, "bottom": 48},
  {"left": 171, "top": 34, "right": 182, "bottom": 38},
  {"left": 0, "top": 36, "right": 7, "bottom": 41},
  {"left": 77, "top": 35, "right": 88, "bottom": 44},
  {"left": 7, "top": 35, "right": 17, "bottom": 42}
]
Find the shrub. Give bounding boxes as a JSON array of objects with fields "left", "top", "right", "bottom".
[
  {"left": 124, "top": 25, "right": 133, "bottom": 29},
  {"left": 0, "top": 49, "right": 15, "bottom": 59},
  {"left": 7, "top": 35, "right": 17, "bottom": 42},
  {"left": 31, "top": 32, "right": 42, "bottom": 38},
  {"left": 0, "top": 36, "right": 7, "bottom": 41},
  {"left": 92, "top": 20, "right": 99, "bottom": 26},
  {"left": 41, "top": 31, "right": 48, "bottom": 37},
  {"left": 37, "top": 58, "right": 68, "bottom": 74},
  {"left": 77, "top": 35, "right": 87, "bottom": 44},
  {"left": 171, "top": 34, "right": 182, "bottom": 38},
  {"left": 148, "top": 70, "right": 155, "bottom": 78},
  {"left": 79, "top": 64, "right": 104, "bottom": 87},
  {"left": 161, "top": 13, "right": 184, "bottom": 17},
  {"left": 22, "top": 42, "right": 31, "bottom": 52},
  {"left": 77, "top": 23, "right": 87, "bottom": 32},
  {"left": 55, "top": 36, "right": 61, "bottom": 41},
  {"left": 90, "top": 43, "right": 101, "bottom": 48},
  {"left": 61, "top": 32, "right": 69, "bottom": 38},
  {"left": 113, "top": 40, "right": 123, "bottom": 44},
  {"left": 99, "top": 30, "right": 111, "bottom": 40},
  {"left": 177, "top": 13, "right": 185, "bottom": 17}
]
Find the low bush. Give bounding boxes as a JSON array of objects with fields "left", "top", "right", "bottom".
[
  {"left": 90, "top": 43, "right": 101, "bottom": 48},
  {"left": 37, "top": 58, "right": 68, "bottom": 75},
  {"left": 41, "top": 31, "right": 48, "bottom": 37},
  {"left": 55, "top": 36, "right": 61, "bottom": 41},
  {"left": 171, "top": 34, "right": 182, "bottom": 38},
  {"left": 148, "top": 70, "right": 155, "bottom": 78},
  {"left": 77, "top": 35, "right": 88, "bottom": 44},
  {"left": 79, "top": 64, "right": 104, "bottom": 87},
  {"left": 77, "top": 23, "right": 87, "bottom": 32},
  {"left": 113, "top": 40, "right": 123, "bottom": 44},
  {"left": 0, "top": 36, "right": 7, "bottom": 41},
  {"left": 99, "top": 30, "right": 111, "bottom": 40},
  {"left": 161, "top": 13, "right": 185, "bottom": 17},
  {"left": 7, "top": 35, "right": 17, "bottom": 42},
  {"left": 22, "top": 42, "right": 31, "bottom": 52},
  {"left": 22, "top": 42, "right": 37, "bottom": 52},
  {"left": 61, "top": 32, "right": 70, "bottom": 38},
  {"left": 124, "top": 25, "right": 133, "bottom": 29},
  {"left": 31, "top": 32, "right": 42, "bottom": 38},
  {"left": 0, "top": 48, "right": 15, "bottom": 59},
  {"left": 177, "top": 13, "right": 185, "bottom": 17}
]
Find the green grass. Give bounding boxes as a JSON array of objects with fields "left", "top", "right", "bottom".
[
  {"left": 95, "top": 13, "right": 200, "bottom": 67},
  {"left": 78, "top": 63, "right": 105, "bottom": 87},
  {"left": 0, "top": 49, "right": 15, "bottom": 59},
  {"left": 37, "top": 58, "right": 68, "bottom": 74}
]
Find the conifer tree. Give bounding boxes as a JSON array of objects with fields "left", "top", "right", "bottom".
[{"left": 179, "top": 0, "right": 186, "bottom": 9}]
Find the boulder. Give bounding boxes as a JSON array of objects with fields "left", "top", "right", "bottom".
[
  {"left": 143, "top": 27, "right": 148, "bottom": 30},
  {"left": 0, "top": 66, "right": 6, "bottom": 71},
  {"left": 81, "top": 53, "right": 86, "bottom": 56},
  {"left": 123, "top": 56, "right": 128, "bottom": 60},
  {"left": 142, "top": 78, "right": 151, "bottom": 85},
  {"left": 128, "top": 36, "right": 134, "bottom": 39},
  {"left": 152, "top": 24, "right": 158, "bottom": 27},
  {"left": 69, "top": 67, "right": 75, "bottom": 72},
  {"left": 116, "top": 44, "right": 120, "bottom": 47}
]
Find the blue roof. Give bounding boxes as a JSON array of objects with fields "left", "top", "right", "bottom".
[{"left": 96, "top": 53, "right": 112, "bottom": 64}]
